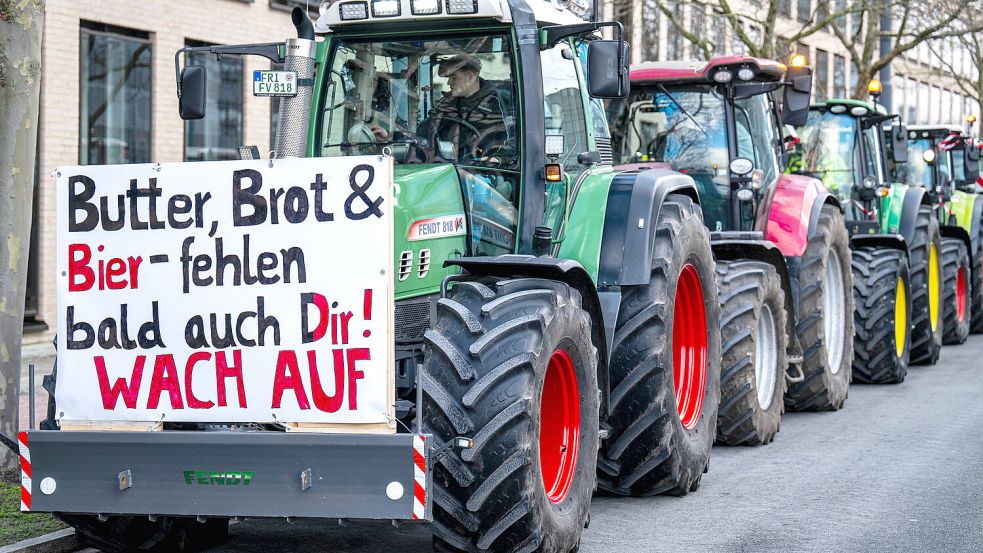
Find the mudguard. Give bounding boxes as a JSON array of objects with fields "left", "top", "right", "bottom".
[
  {"left": 849, "top": 233, "right": 908, "bottom": 256},
  {"left": 948, "top": 191, "right": 983, "bottom": 253},
  {"left": 764, "top": 173, "right": 839, "bottom": 258},
  {"left": 710, "top": 232, "right": 799, "bottom": 356},
  {"left": 940, "top": 224, "right": 973, "bottom": 259},
  {"left": 898, "top": 185, "right": 932, "bottom": 246},
  {"left": 597, "top": 168, "right": 701, "bottom": 286},
  {"left": 444, "top": 255, "right": 610, "bottom": 416}
]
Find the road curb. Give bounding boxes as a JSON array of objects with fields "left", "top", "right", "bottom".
[{"left": 0, "top": 528, "right": 78, "bottom": 553}]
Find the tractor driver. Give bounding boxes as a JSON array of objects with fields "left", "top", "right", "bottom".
[{"left": 373, "top": 54, "right": 509, "bottom": 163}]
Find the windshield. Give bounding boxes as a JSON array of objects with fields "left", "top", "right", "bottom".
[
  {"left": 734, "top": 93, "right": 781, "bottom": 188},
  {"left": 609, "top": 85, "right": 730, "bottom": 229},
  {"left": 900, "top": 138, "right": 935, "bottom": 187},
  {"left": 318, "top": 35, "right": 517, "bottom": 169},
  {"left": 795, "top": 110, "right": 858, "bottom": 200}
]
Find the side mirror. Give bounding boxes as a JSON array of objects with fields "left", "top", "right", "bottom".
[
  {"left": 891, "top": 123, "right": 908, "bottom": 164},
  {"left": 179, "top": 65, "right": 207, "bottom": 120},
  {"left": 966, "top": 143, "right": 980, "bottom": 175},
  {"left": 586, "top": 40, "right": 630, "bottom": 99},
  {"left": 781, "top": 66, "right": 812, "bottom": 127}
]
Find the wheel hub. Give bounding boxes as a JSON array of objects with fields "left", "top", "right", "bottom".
[
  {"left": 755, "top": 303, "right": 778, "bottom": 411},
  {"left": 895, "top": 276, "right": 907, "bottom": 358},
  {"left": 824, "top": 249, "right": 846, "bottom": 373},
  {"left": 672, "top": 264, "right": 708, "bottom": 430},
  {"left": 540, "top": 349, "right": 579, "bottom": 504},
  {"left": 929, "top": 243, "right": 940, "bottom": 332}
]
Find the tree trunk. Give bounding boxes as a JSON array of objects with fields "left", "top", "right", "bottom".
[{"left": 0, "top": 0, "right": 44, "bottom": 474}]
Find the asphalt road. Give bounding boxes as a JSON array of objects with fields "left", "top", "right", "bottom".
[{"left": 76, "top": 334, "right": 983, "bottom": 553}]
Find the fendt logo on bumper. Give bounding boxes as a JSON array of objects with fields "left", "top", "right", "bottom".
[{"left": 183, "top": 471, "right": 255, "bottom": 486}]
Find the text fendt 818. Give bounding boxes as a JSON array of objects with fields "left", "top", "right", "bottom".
[
  {"left": 607, "top": 55, "right": 855, "bottom": 446},
  {"left": 896, "top": 125, "right": 981, "bottom": 344},
  {"left": 22, "top": 2, "right": 724, "bottom": 552},
  {"left": 793, "top": 96, "right": 940, "bottom": 380}
]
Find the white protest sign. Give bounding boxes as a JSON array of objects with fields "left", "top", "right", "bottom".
[{"left": 55, "top": 156, "right": 394, "bottom": 430}]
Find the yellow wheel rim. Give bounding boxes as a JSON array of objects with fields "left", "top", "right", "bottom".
[
  {"left": 929, "top": 243, "right": 940, "bottom": 332},
  {"left": 895, "top": 277, "right": 907, "bottom": 358}
]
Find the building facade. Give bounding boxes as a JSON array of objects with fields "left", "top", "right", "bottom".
[{"left": 24, "top": 0, "right": 305, "bottom": 344}]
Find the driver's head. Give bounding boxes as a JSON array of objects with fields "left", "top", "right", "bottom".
[{"left": 439, "top": 54, "right": 481, "bottom": 98}]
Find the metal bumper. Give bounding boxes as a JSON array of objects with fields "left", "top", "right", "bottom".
[{"left": 20, "top": 430, "right": 431, "bottom": 521}]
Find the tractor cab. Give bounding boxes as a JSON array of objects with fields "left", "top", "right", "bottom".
[
  {"left": 607, "top": 56, "right": 812, "bottom": 232},
  {"left": 794, "top": 98, "right": 908, "bottom": 232},
  {"left": 900, "top": 125, "right": 980, "bottom": 198}
]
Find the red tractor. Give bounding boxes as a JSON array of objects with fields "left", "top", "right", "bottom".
[{"left": 607, "top": 56, "right": 853, "bottom": 448}]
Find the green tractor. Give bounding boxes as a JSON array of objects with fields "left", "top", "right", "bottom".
[
  {"left": 793, "top": 95, "right": 936, "bottom": 382},
  {"left": 893, "top": 125, "right": 981, "bottom": 343},
  {"left": 607, "top": 54, "right": 856, "bottom": 448},
  {"left": 29, "top": 2, "right": 725, "bottom": 551}
]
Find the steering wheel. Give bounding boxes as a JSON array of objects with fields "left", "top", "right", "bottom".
[{"left": 426, "top": 114, "right": 486, "bottom": 160}]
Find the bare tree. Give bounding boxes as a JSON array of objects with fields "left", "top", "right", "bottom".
[
  {"left": 0, "top": 0, "right": 44, "bottom": 474},
  {"left": 828, "top": 0, "right": 983, "bottom": 98},
  {"left": 926, "top": 16, "right": 983, "bottom": 121}
]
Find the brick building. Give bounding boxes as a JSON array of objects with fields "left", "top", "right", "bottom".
[{"left": 25, "top": 0, "right": 305, "bottom": 344}]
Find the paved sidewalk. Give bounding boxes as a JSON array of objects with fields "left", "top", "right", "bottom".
[{"left": 17, "top": 342, "right": 55, "bottom": 431}]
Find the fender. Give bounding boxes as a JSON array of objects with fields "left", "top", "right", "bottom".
[
  {"left": 764, "top": 173, "right": 838, "bottom": 257},
  {"left": 710, "top": 233, "right": 799, "bottom": 357},
  {"left": 947, "top": 190, "right": 983, "bottom": 253},
  {"left": 898, "top": 185, "right": 931, "bottom": 246},
  {"left": 444, "top": 255, "right": 611, "bottom": 417},
  {"left": 597, "top": 168, "right": 701, "bottom": 286},
  {"left": 940, "top": 224, "right": 973, "bottom": 259},
  {"left": 849, "top": 233, "right": 908, "bottom": 256}
]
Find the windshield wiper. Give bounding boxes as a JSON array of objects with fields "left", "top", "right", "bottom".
[{"left": 656, "top": 84, "right": 708, "bottom": 137}]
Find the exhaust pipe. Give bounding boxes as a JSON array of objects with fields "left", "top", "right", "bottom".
[{"left": 273, "top": 7, "right": 316, "bottom": 158}]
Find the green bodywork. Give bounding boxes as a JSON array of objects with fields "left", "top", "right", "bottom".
[{"left": 946, "top": 189, "right": 977, "bottom": 235}]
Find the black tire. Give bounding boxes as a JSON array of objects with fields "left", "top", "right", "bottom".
[
  {"left": 851, "top": 247, "right": 911, "bottom": 384},
  {"left": 941, "top": 237, "right": 972, "bottom": 345},
  {"left": 786, "top": 205, "right": 853, "bottom": 411},
  {"left": 597, "top": 194, "right": 721, "bottom": 496},
  {"left": 58, "top": 514, "right": 229, "bottom": 553},
  {"left": 714, "top": 260, "right": 788, "bottom": 446},
  {"left": 909, "top": 207, "right": 944, "bottom": 365},
  {"left": 41, "top": 345, "right": 230, "bottom": 553},
  {"left": 970, "top": 208, "right": 983, "bottom": 334},
  {"left": 424, "top": 278, "right": 599, "bottom": 553}
]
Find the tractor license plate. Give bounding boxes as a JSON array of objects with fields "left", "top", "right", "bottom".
[{"left": 253, "top": 70, "right": 297, "bottom": 97}]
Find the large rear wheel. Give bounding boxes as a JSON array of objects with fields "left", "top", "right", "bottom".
[
  {"left": 598, "top": 194, "right": 720, "bottom": 496},
  {"left": 424, "top": 278, "right": 598, "bottom": 552},
  {"left": 941, "top": 237, "right": 972, "bottom": 345},
  {"left": 714, "top": 260, "right": 788, "bottom": 446},
  {"left": 851, "top": 247, "right": 911, "bottom": 384},
  {"left": 786, "top": 205, "right": 854, "bottom": 411},
  {"left": 909, "top": 207, "right": 944, "bottom": 364}
]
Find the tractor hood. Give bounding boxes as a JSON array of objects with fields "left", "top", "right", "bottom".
[{"left": 391, "top": 163, "right": 469, "bottom": 300}]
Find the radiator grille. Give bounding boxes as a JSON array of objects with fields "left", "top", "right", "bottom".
[
  {"left": 418, "top": 249, "right": 431, "bottom": 279},
  {"left": 398, "top": 250, "right": 413, "bottom": 282},
  {"left": 596, "top": 137, "right": 614, "bottom": 165},
  {"left": 395, "top": 296, "right": 433, "bottom": 343}
]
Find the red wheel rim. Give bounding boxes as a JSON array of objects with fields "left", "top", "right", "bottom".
[
  {"left": 673, "top": 264, "right": 709, "bottom": 430},
  {"left": 540, "top": 349, "right": 580, "bottom": 504},
  {"left": 957, "top": 265, "right": 967, "bottom": 322}
]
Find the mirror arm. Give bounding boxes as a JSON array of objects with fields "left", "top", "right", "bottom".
[
  {"left": 174, "top": 43, "right": 284, "bottom": 98},
  {"left": 542, "top": 21, "right": 624, "bottom": 69}
]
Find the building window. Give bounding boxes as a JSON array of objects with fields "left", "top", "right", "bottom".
[
  {"left": 79, "top": 22, "right": 152, "bottom": 165},
  {"left": 930, "top": 86, "right": 941, "bottom": 123},
  {"left": 833, "top": 54, "right": 846, "bottom": 98},
  {"left": 906, "top": 78, "right": 917, "bottom": 123},
  {"left": 780, "top": 0, "right": 792, "bottom": 19},
  {"left": 797, "top": 0, "right": 811, "bottom": 23},
  {"left": 185, "top": 40, "right": 244, "bottom": 161},
  {"left": 918, "top": 82, "right": 929, "bottom": 124},
  {"left": 892, "top": 76, "right": 905, "bottom": 117},
  {"left": 691, "top": 7, "right": 706, "bottom": 59},
  {"left": 666, "top": 7, "right": 685, "bottom": 59},
  {"left": 849, "top": 62, "right": 859, "bottom": 97},
  {"left": 815, "top": 49, "right": 829, "bottom": 102},
  {"left": 641, "top": 1, "right": 659, "bottom": 61},
  {"left": 834, "top": 0, "right": 849, "bottom": 35},
  {"left": 712, "top": 15, "right": 727, "bottom": 55}
]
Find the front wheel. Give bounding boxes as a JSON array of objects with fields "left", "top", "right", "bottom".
[
  {"left": 851, "top": 247, "right": 911, "bottom": 384},
  {"left": 941, "top": 237, "right": 972, "bottom": 345},
  {"left": 424, "top": 278, "right": 598, "bottom": 553},
  {"left": 715, "top": 260, "right": 788, "bottom": 446},
  {"left": 909, "top": 207, "right": 943, "bottom": 364},
  {"left": 786, "top": 204, "right": 853, "bottom": 411},
  {"left": 598, "top": 194, "right": 721, "bottom": 496}
]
